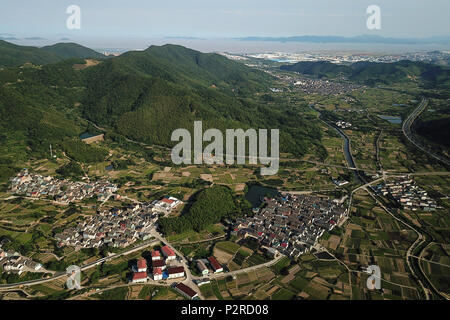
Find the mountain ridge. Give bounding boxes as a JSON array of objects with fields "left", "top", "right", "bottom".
[
  {"left": 0, "top": 40, "right": 105, "bottom": 67},
  {"left": 280, "top": 60, "right": 450, "bottom": 87}
]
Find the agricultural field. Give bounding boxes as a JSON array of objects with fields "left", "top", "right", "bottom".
[
  {"left": 200, "top": 267, "right": 277, "bottom": 300},
  {"left": 211, "top": 239, "right": 270, "bottom": 271},
  {"left": 319, "top": 189, "right": 422, "bottom": 300},
  {"left": 419, "top": 243, "right": 450, "bottom": 295}
]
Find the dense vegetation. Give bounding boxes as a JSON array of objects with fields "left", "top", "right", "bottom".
[
  {"left": 281, "top": 60, "right": 450, "bottom": 88},
  {"left": 158, "top": 185, "right": 237, "bottom": 234},
  {"left": 55, "top": 161, "right": 84, "bottom": 179},
  {"left": 0, "top": 42, "right": 324, "bottom": 163},
  {"left": 415, "top": 117, "right": 450, "bottom": 149},
  {"left": 61, "top": 139, "right": 108, "bottom": 163},
  {"left": 41, "top": 43, "right": 105, "bottom": 60},
  {"left": 0, "top": 40, "right": 105, "bottom": 67}
]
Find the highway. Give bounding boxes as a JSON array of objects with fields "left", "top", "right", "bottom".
[{"left": 402, "top": 98, "right": 450, "bottom": 166}]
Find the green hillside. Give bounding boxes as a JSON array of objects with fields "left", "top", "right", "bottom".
[
  {"left": 280, "top": 61, "right": 352, "bottom": 78},
  {"left": 41, "top": 42, "right": 105, "bottom": 60},
  {"left": 0, "top": 44, "right": 324, "bottom": 166},
  {"left": 80, "top": 44, "right": 322, "bottom": 155},
  {"left": 0, "top": 40, "right": 61, "bottom": 67},
  {"left": 281, "top": 60, "right": 450, "bottom": 88},
  {"left": 0, "top": 40, "right": 105, "bottom": 67}
]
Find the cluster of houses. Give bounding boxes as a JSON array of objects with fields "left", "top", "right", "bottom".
[
  {"left": 0, "top": 246, "right": 42, "bottom": 276},
  {"left": 196, "top": 256, "right": 223, "bottom": 276},
  {"left": 54, "top": 203, "right": 155, "bottom": 249},
  {"left": 374, "top": 177, "right": 438, "bottom": 211},
  {"left": 131, "top": 246, "right": 185, "bottom": 283},
  {"left": 335, "top": 121, "right": 352, "bottom": 129},
  {"left": 9, "top": 169, "right": 117, "bottom": 204},
  {"left": 288, "top": 76, "right": 360, "bottom": 95},
  {"left": 231, "top": 194, "right": 347, "bottom": 259}
]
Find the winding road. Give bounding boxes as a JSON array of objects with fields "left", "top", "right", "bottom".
[{"left": 402, "top": 98, "right": 450, "bottom": 166}]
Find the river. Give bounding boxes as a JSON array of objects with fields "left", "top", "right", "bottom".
[{"left": 310, "top": 106, "right": 363, "bottom": 184}]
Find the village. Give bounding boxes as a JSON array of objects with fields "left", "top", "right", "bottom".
[
  {"left": 54, "top": 196, "right": 182, "bottom": 249},
  {"left": 231, "top": 193, "right": 347, "bottom": 259},
  {"left": 0, "top": 240, "right": 45, "bottom": 276},
  {"left": 54, "top": 203, "right": 155, "bottom": 249},
  {"left": 267, "top": 71, "right": 361, "bottom": 95},
  {"left": 374, "top": 176, "right": 439, "bottom": 211},
  {"left": 8, "top": 169, "right": 118, "bottom": 204}
]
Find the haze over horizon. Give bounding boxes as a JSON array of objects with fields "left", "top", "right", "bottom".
[{"left": 1, "top": 0, "right": 450, "bottom": 52}]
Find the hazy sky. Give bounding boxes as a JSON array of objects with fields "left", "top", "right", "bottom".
[{"left": 1, "top": 0, "right": 449, "bottom": 39}]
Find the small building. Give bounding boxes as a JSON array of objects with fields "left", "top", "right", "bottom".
[
  {"left": 161, "top": 245, "right": 176, "bottom": 261},
  {"left": 196, "top": 260, "right": 209, "bottom": 275},
  {"left": 151, "top": 250, "right": 161, "bottom": 261},
  {"left": 152, "top": 259, "right": 166, "bottom": 270},
  {"left": 207, "top": 256, "right": 223, "bottom": 273},
  {"left": 137, "top": 258, "right": 147, "bottom": 273},
  {"left": 131, "top": 272, "right": 147, "bottom": 283},
  {"left": 175, "top": 283, "right": 199, "bottom": 300},
  {"left": 167, "top": 266, "right": 185, "bottom": 279},
  {"left": 153, "top": 267, "right": 163, "bottom": 281}
]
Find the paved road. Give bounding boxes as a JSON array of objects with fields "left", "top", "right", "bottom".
[
  {"left": 171, "top": 234, "right": 226, "bottom": 246},
  {"left": 0, "top": 239, "right": 160, "bottom": 290},
  {"left": 148, "top": 229, "right": 205, "bottom": 299},
  {"left": 192, "top": 253, "right": 284, "bottom": 280},
  {"left": 402, "top": 98, "right": 450, "bottom": 166}
]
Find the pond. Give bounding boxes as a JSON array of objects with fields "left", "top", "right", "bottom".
[
  {"left": 79, "top": 132, "right": 96, "bottom": 139},
  {"left": 245, "top": 185, "right": 280, "bottom": 208},
  {"left": 378, "top": 115, "right": 402, "bottom": 124}
]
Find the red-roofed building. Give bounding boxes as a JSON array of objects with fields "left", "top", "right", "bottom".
[
  {"left": 161, "top": 245, "right": 176, "bottom": 261},
  {"left": 167, "top": 266, "right": 185, "bottom": 279},
  {"left": 137, "top": 258, "right": 147, "bottom": 272},
  {"left": 152, "top": 196, "right": 181, "bottom": 213},
  {"left": 153, "top": 267, "right": 163, "bottom": 281},
  {"left": 207, "top": 256, "right": 223, "bottom": 273},
  {"left": 161, "top": 198, "right": 175, "bottom": 205},
  {"left": 175, "top": 283, "right": 198, "bottom": 300},
  {"left": 151, "top": 250, "right": 161, "bottom": 261},
  {"left": 131, "top": 271, "right": 147, "bottom": 283},
  {"left": 152, "top": 259, "right": 166, "bottom": 270}
]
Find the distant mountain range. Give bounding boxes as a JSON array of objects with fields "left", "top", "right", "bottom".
[
  {"left": 236, "top": 35, "right": 450, "bottom": 45},
  {"left": 0, "top": 40, "right": 105, "bottom": 67},
  {"left": 280, "top": 60, "right": 450, "bottom": 88}
]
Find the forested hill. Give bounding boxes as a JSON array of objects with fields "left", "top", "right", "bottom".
[
  {"left": 41, "top": 43, "right": 105, "bottom": 60},
  {"left": 0, "top": 43, "right": 325, "bottom": 165},
  {"left": 0, "top": 40, "right": 105, "bottom": 67},
  {"left": 80, "top": 44, "right": 322, "bottom": 156},
  {"left": 280, "top": 60, "right": 450, "bottom": 88}
]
